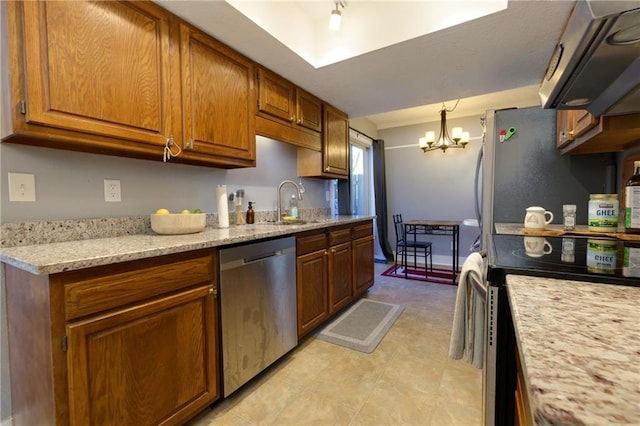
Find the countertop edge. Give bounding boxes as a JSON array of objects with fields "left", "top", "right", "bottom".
[{"left": 0, "top": 216, "right": 375, "bottom": 275}]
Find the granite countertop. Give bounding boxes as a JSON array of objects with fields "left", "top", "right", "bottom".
[
  {"left": 507, "top": 275, "right": 640, "bottom": 425},
  {"left": 0, "top": 215, "right": 374, "bottom": 275}
]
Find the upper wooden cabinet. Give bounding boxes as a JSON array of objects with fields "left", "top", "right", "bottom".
[
  {"left": 298, "top": 103, "right": 349, "bottom": 179},
  {"left": 4, "top": 1, "right": 172, "bottom": 153},
  {"left": 172, "top": 21, "right": 256, "bottom": 167},
  {"left": 558, "top": 109, "right": 640, "bottom": 154},
  {"left": 255, "top": 67, "right": 322, "bottom": 150},
  {"left": 3, "top": 0, "right": 254, "bottom": 168}
]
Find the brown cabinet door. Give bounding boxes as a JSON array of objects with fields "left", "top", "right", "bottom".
[
  {"left": 328, "top": 241, "right": 352, "bottom": 313},
  {"left": 296, "top": 249, "right": 329, "bottom": 337},
  {"left": 177, "top": 23, "right": 256, "bottom": 165},
  {"left": 353, "top": 235, "right": 375, "bottom": 295},
  {"left": 257, "top": 68, "right": 296, "bottom": 123},
  {"left": 296, "top": 89, "right": 322, "bottom": 132},
  {"left": 556, "top": 110, "right": 574, "bottom": 148},
  {"left": 323, "top": 104, "right": 349, "bottom": 177},
  {"left": 20, "top": 1, "right": 172, "bottom": 147},
  {"left": 66, "top": 285, "right": 218, "bottom": 426},
  {"left": 571, "top": 109, "right": 599, "bottom": 139}
]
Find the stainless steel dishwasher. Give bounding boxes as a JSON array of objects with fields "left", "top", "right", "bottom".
[{"left": 219, "top": 236, "right": 297, "bottom": 397}]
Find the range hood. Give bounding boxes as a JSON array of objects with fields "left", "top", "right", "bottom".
[{"left": 539, "top": 0, "right": 640, "bottom": 116}]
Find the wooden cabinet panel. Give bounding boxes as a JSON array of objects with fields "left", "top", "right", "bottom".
[
  {"left": 66, "top": 285, "right": 218, "bottom": 426},
  {"left": 296, "top": 249, "right": 329, "bottom": 337},
  {"left": 257, "top": 68, "right": 296, "bottom": 123},
  {"left": 64, "top": 255, "right": 214, "bottom": 320},
  {"left": 571, "top": 110, "right": 598, "bottom": 139},
  {"left": 560, "top": 112, "right": 640, "bottom": 155},
  {"left": 176, "top": 22, "right": 256, "bottom": 167},
  {"left": 17, "top": 1, "right": 171, "bottom": 147},
  {"left": 298, "top": 103, "right": 349, "bottom": 179},
  {"left": 353, "top": 235, "right": 375, "bottom": 295},
  {"left": 328, "top": 227, "right": 351, "bottom": 246},
  {"left": 255, "top": 67, "right": 322, "bottom": 151},
  {"left": 328, "top": 241, "right": 352, "bottom": 313},
  {"left": 4, "top": 249, "right": 219, "bottom": 426},
  {"left": 296, "top": 220, "right": 374, "bottom": 337},
  {"left": 296, "top": 89, "right": 322, "bottom": 132},
  {"left": 323, "top": 104, "right": 349, "bottom": 177}
]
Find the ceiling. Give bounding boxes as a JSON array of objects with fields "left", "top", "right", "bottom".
[{"left": 155, "top": 0, "right": 575, "bottom": 128}]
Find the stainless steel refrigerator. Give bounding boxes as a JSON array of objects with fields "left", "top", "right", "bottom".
[
  {"left": 477, "top": 106, "right": 616, "bottom": 248},
  {"left": 475, "top": 106, "right": 616, "bottom": 425}
]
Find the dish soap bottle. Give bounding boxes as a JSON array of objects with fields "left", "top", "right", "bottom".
[
  {"left": 625, "top": 161, "right": 640, "bottom": 234},
  {"left": 246, "top": 201, "right": 255, "bottom": 224},
  {"left": 289, "top": 195, "right": 299, "bottom": 218}
]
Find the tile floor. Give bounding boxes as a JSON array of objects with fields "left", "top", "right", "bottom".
[{"left": 188, "top": 263, "right": 483, "bottom": 426}]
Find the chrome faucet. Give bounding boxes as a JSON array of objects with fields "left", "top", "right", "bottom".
[{"left": 277, "top": 180, "right": 304, "bottom": 222}]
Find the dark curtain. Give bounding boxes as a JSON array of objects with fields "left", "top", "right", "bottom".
[{"left": 372, "top": 139, "right": 394, "bottom": 262}]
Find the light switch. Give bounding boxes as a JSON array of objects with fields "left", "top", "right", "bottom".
[{"left": 8, "top": 173, "right": 36, "bottom": 202}]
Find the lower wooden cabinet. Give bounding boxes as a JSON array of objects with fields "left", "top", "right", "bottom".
[
  {"left": 296, "top": 248, "right": 329, "bottom": 337},
  {"left": 515, "top": 346, "right": 533, "bottom": 426},
  {"left": 4, "top": 249, "right": 219, "bottom": 426},
  {"left": 296, "top": 220, "right": 374, "bottom": 338}
]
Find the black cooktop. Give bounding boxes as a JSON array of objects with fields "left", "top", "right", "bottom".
[{"left": 487, "top": 234, "right": 640, "bottom": 286}]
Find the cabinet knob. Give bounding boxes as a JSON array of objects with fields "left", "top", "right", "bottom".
[
  {"left": 290, "top": 115, "right": 296, "bottom": 123},
  {"left": 331, "top": 248, "right": 336, "bottom": 253},
  {"left": 324, "top": 250, "right": 328, "bottom": 256}
]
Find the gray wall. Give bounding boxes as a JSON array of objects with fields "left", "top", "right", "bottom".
[
  {"left": 380, "top": 115, "right": 484, "bottom": 266},
  {"left": 0, "top": 136, "right": 329, "bottom": 423}
]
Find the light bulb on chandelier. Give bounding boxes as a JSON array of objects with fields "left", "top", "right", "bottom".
[{"left": 419, "top": 100, "right": 470, "bottom": 153}]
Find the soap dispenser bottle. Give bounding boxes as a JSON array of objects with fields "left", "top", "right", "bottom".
[
  {"left": 246, "top": 201, "right": 255, "bottom": 224},
  {"left": 289, "top": 195, "right": 299, "bottom": 218}
]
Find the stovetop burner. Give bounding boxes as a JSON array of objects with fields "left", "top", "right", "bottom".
[{"left": 488, "top": 234, "right": 640, "bottom": 286}]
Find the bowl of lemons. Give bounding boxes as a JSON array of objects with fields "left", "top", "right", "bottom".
[{"left": 150, "top": 208, "right": 206, "bottom": 235}]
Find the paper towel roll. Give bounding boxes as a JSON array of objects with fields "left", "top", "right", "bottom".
[{"left": 216, "top": 185, "right": 229, "bottom": 228}]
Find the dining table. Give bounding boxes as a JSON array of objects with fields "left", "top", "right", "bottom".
[{"left": 403, "top": 220, "right": 461, "bottom": 284}]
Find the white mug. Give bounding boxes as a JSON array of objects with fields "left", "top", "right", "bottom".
[
  {"left": 524, "top": 206, "right": 554, "bottom": 229},
  {"left": 524, "top": 236, "right": 553, "bottom": 257}
]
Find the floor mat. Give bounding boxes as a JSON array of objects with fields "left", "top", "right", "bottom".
[{"left": 381, "top": 264, "right": 458, "bottom": 285}]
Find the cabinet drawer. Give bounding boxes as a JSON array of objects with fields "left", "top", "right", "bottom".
[
  {"left": 329, "top": 228, "right": 351, "bottom": 246},
  {"left": 63, "top": 250, "right": 215, "bottom": 320},
  {"left": 297, "top": 232, "right": 327, "bottom": 256},
  {"left": 351, "top": 221, "right": 373, "bottom": 239}
]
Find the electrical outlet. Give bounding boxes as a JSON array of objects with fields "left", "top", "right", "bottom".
[
  {"left": 8, "top": 172, "right": 36, "bottom": 202},
  {"left": 104, "top": 179, "right": 121, "bottom": 202}
]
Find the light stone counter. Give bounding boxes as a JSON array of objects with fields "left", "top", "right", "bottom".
[
  {"left": 0, "top": 215, "right": 374, "bottom": 275},
  {"left": 507, "top": 275, "right": 640, "bottom": 425}
]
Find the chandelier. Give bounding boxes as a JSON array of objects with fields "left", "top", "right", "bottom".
[{"left": 419, "top": 100, "right": 470, "bottom": 153}]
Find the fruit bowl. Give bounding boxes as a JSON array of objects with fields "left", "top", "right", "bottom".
[{"left": 150, "top": 213, "right": 206, "bottom": 235}]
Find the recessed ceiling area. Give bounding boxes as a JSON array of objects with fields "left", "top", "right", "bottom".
[
  {"left": 155, "top": 1, "right": 574, "bottom": 127},
  {"left": 226, "top": 0, "right": 508, "bottom": 68}
]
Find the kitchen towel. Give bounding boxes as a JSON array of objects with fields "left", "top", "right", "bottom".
[
  {"left": 448, "top": 252, "right": 485, "bottom": 369},
  {"left": 216, "top": 185, "right": 229, "bottom": 228}
]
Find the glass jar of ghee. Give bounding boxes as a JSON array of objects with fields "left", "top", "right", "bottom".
[{"left": 588, "top": 194, "right": 618, "bottom": 232}]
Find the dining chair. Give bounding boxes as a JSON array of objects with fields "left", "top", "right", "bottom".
[{"left": 392, "top": 214, "right": 433, "bottom": 278}]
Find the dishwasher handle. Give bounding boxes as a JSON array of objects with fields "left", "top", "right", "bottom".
[
  {"left": 220, "top": 245, "right": 295, "bottom": 271},
  {"left": 243, "top": 250, "right": 282, "bottom": 265}
]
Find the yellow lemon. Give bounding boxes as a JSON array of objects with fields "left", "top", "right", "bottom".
[
  {"left": 155, "top": 208, "right": 170, "bottom": 215},
  {"left": 181, "top": 209, "right": 191, "bottom": 214}
]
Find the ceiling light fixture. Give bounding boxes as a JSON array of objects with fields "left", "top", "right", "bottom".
[
  {"left": 329, "top": 1, "right": 345, "bottom": 32},
  {"left": 419, "top": 100, "right": 470, "bottom": 153}
]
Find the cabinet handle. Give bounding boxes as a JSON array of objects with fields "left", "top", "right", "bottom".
[
  {"left": 290, "top": 115, "right": 296, "bottom": 123},
  {"left": 325, "top": 166, "right": 330, "bottom": 172},
  {"left": 331, "top": 248, "right": 336, "bottom": 253},
  {"left": 324, "top": 250, "right": 328, "bottom": 256}
]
